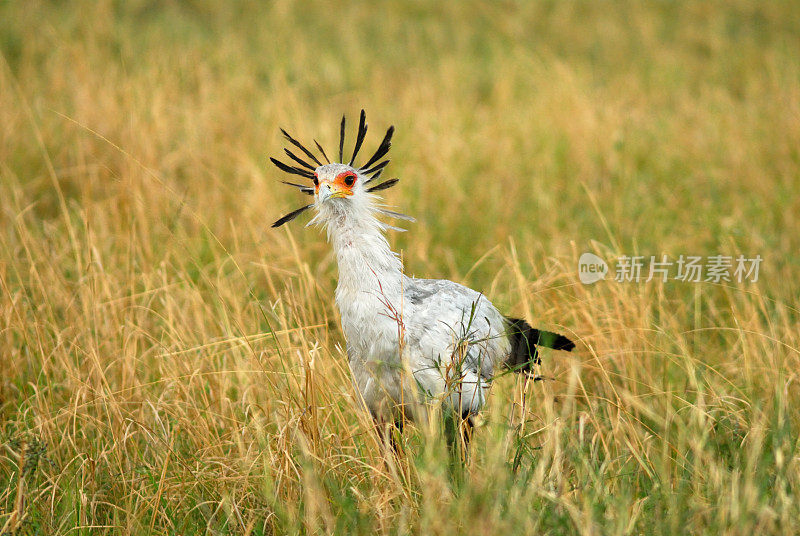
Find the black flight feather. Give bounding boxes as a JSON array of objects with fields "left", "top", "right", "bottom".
[
  {"left": 338, "top": 115, "right": 346, "bottom": 163},
  {"left": 349, "top": 109, "right": 368, "bottom": 166},
  {"left": 362, "top": 126, "right": 394, "bottom": 170},
  {"left": 504, "top": 317, "right": 575, "bottom": 375},
  {"left": 283, "top": 148, "right": 315, "bottom": 171},
  {"left": 270, "top": 157, "right": 315, "bottom": 179},
  {"left": 540, "top": 331, "right": 576, "bottom": 351},
  {"left": 366, "top": 178, "right": 399, "bottom": 192},
  {"left": 280, "top": 129, "right": 322, "bottom": 167},
  {"left": 272, "top": 203, "right": 314, "bottom": 228},
  {"left": 314, "top": 139, "right": 330, "bottom": 163}
]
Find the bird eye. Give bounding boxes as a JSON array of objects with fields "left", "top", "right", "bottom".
[{"left": 344, "top": 174, "right": 356, "bottom": 187}]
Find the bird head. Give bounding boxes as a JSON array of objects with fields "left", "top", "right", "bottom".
[
  {"left": 313, "top": 163, "right": 360, "bottom": 203},
  {"left": 270, "top": 110, "right": 409, "bottom": 230}
]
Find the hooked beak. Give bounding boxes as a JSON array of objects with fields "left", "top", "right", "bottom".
[{"left": 316, "top": 180, "right": 353, "bottom": 203}]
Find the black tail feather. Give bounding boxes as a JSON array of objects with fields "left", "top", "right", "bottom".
[{"left": 504, "top": 317, "right": 575, "bottom": 375}]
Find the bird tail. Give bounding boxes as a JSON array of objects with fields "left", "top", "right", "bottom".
[{"left": 504, "top": 317, "right": 575, "bottom": 375}]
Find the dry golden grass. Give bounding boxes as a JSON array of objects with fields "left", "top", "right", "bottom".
[{"left": 1, "top": 1, "right": 799, "bottom": 534}]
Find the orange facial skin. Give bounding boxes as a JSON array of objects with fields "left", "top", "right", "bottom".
[{"left": 315, "top": 171, "right": 357, "bottom": 198}]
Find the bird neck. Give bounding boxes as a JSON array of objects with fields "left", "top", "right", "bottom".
[{"left": 328, "top": 210, "right": 404, "bottom": 307}]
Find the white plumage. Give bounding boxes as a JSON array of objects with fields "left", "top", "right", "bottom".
[{"left": 272, "top": 112, "right": 574, "bottom": 430}]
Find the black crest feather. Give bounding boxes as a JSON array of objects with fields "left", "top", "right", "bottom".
[
  {"left": 281, "top": 181, "right": 314, "bottom": 195},
  {"left": 366, "top": 178, "right": 399, "bottom": 193},
  {"left": 366, "top": 169, "right": 384, "bottom": 183},
  {"left": 283, "top": 148, "right": 315, "bottom": 171},
  {"left": 280, "top": 128, "right": 322, "bottom": 167},
  {"left": 272, "top": 203, "right": 314, "bottom": 227},
  {"left": 349, "top": 109, "right": 368, "bottom": 166},
  {"left": 362, "top": 159, "right": 390, "bottom": 180},
  {"left": 314, "top": 139, "right": 330, "bottom": 164},
  {"left": 338, "top": 115, "right": 346, "bottom": 163},
  {"left": 361, "top": 126, "right": 394, "bottom": 170},
  {"left": 270, "top": 157, "right": 315, "bottom": 179}
]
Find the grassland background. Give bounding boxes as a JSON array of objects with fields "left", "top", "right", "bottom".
[{"left": 1, "top": 1, "right": 799, "bottom": 534}]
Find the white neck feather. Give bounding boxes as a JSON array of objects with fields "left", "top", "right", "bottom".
[{"left": 311, "top": 197, "right": 404, "bottom": 318}]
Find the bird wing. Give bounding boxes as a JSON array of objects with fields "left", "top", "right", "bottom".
[{"left": 401, "top": 276, "right": 510, "bottom": 384}]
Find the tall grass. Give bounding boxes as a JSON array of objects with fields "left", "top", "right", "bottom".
[{"left": 1, "top": 1, "right": 799, "bottom": 534}]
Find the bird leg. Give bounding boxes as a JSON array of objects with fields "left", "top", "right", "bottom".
[
  {"left": 457, "top": 412, "right": 474, "bottom": 463},
  {"left": 442, "top": 410, "right": 474, "bottom": 464},
  {"left": 373, "top": 408, "right": 408, "bottom": 456},
  {"left": 390, "top": 417, "right": 404, "bottom": 455}
]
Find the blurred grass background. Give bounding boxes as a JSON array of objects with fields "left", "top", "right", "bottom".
[{"left": 1, "top": 0, "right": 799, "bottom": 534}]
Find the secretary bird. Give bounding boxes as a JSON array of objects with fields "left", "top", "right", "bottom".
[{"left": 271, "top": 111, "right": 575, "bottom": 450}]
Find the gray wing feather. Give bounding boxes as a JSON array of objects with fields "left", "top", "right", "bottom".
[{"left": 402, "top": 276, "right": 509, "bottom": 381}]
